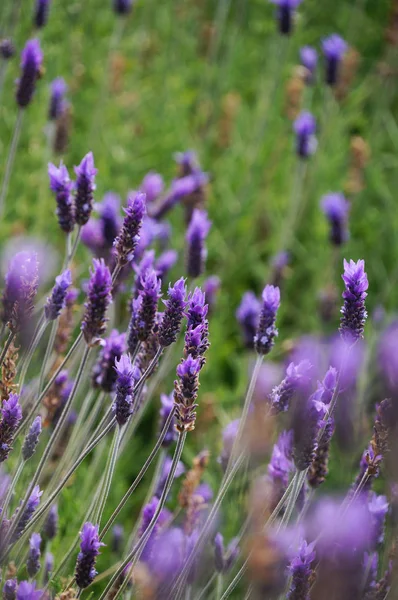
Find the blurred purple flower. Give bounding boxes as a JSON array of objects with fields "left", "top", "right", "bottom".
[
  {"left": 74, "top": 152, "right": 98, "bottom": 226},
  {"left": 219, "top": 419, "right": 240, "bottom": 471},
  {"left": 269, "top": 360, "right": 312, "bottom": 414},
  {"left": 26, "top": 532, "right": 41, "bottom": 577},
  {"left": 48, "top": 77, "right": 67, "bottom": 120},
  {"left": 155, "top": 249, "right": 178, "bottom": 280},
  {"left": 34, "top": 0, "right": 51, "bottom": 28},
  {"left": 293, "top": 112, "right": 317, "bottom": 159},
  {"left": 214, "top": 533, "right": 239, "bottom": 573},
  {"left": 186, "top": 209, "right": 211, "bottom": 279},
  {"left": 48, "top": 162, "right": 75, "bottom": 234},
  {"left": 269, "top": 0, "right": 303, "bottom": 35},
  {"left": 159, "top": 392, "right": 177, "bottom": 447},
  {"left": 322, "top": 34, "right": 348, "bottom": 86},
  {"left": 45, "top": 269, "right": 72, "bottom": 321},
  {"left": 236, "top": 291, "right": 260, "bottom": 348},
  {"left": 321, "top": 193, "right": 350, "bottom": 246},
  {"left": 92, "top": 329, "right": 126, "bottom": 393},
  {"left": 140, "top": 172, "right": 164, "bottom": 203},
  {"left": 300, "top": 46, "right": 317, "bottom": 83},
  {"left": 16, "top": 39, "right": 43, "bottom": 108}
]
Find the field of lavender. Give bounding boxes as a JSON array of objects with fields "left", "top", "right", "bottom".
[{"left": 0, "top": 0, "right": 398, "bottom": 598}]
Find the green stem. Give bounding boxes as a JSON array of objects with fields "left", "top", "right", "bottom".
[
  {"left": 0, "top": 461, "right": 24, "bottom": 522},
  {"left": 0, "top": 109, "right": 24, "bottom": 217},
  {"left": 37, "top": 319, "right": 59, "bottom": 396},
  {"left": 18, "top": 317, "right": 48, "bottom": 393},
  {"left": 100, "top": 407, "right": 175, "bottom": 542},
  {"left": 97, "top": 432, "right": 187, "bottom": 600},
  {"left": 4, "top": 346, "right": 91, "bottom": 555},
  {"left": 216, "top": 574, "right": 223, "bottom": 600},
  {"left": 93, "top": 427, "right": 122, "bottom": 526}
]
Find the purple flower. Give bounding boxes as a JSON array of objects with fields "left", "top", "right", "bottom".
[
  {"left": 3, "top": 579, "right": 17, "bottom": 600},
  {"left": 0, "top": 39, "right": 15, "bottom": 60},
  {"left": 158, "top": 278, "right": 187, "bottom": 347},
  {"left": 81, "top": 219, "right": 104, "bottom": 255},
  {"left": 159, "top": 393, "right": 177, "bottom": 447},
  {"left": 34, "top": 0, "right": 50, "bottom": 27},
  {"left": 339, "top": 259, "right": 368, "bottom": 344},
  {"left": 43, "top": 504, "right": 58, "bottom": 540},
  {"left": 308, "top": 416, "right": 334, "bottom": 488},
  {"left": 45, "top": 269, "right": 72, "bottom": 321},
  {"left": 321, "top": 193, "right": 350, "bottom": 246},
  {"left": 219, "top": 419, "right": 240, "bottom": 471},
  {"left": 16, "top": 39, "right": 43, "bottom": 108},
  {"left": 174, "top": 354, "right": 201, "bottom": 433},
  {"left": 293, "top": 112, "right": 317, "bottom": 159},
  {"left": 155, "top": 249, "right": 178, "bottom": 280},
  {"left": 269, "top": 0, "right": 303, "bottom": 35},
  {"left": 112, "top": 354, "right": 137, "bottom": 426},
  {"left": 268, "top": 430, "right": 294, "bottom": 488},
  {"left": 368, "top": 493, "right": 388, "bottom": 546},
  {"left": 254, "top": 284, "right": 280, "bottom": 355},
  {"left": 112, "top": 524, "right": 124, "bottom": 553},
  {"left": 236, "top": 291, "right": 260, "bottom": 348},
  {"left": 48, "top": 162, "right": 75, "bottom": 234},
  {"left": 187, "top": 288, "right": 208, "bottom": 330},
  {"left": 44, "top": 551, "right": 54, "bottom": 583},
  {"left": 174, "top": 150, "right": 200, "bottom": 174},
  {"left": 300, "top": 46, "right": 317, "bottom": 83},
  {"left": 81, "top": 259, "right": 113, "bottom": 346},
  {"left": 214, "top": 533, "right": 239, "bottom": 573},
  {"left": 203, "top": 275, "right": 220, "bottom": 313},
  {"left": 139, "top": 497, "right": 171, "bottom": 561},
  {"left": 99, "top": 192, "right": 122, "bottom": 248},
  {"left": 48, "top": 77, "right": 67, "bottom": 120},
  {"left": 75, "top": 522, "right": 104, "bottom": 589},
  {"left": 133, "top": 269, "right": 161, "bottom": 346},
  {"left": 269, "top": 360, "right": 312, "bottom": 414},
  {"left": 1, "top": 252, "right": 39, "bottom": 332},
  {"left": 74, "top": 152, "right": 98, "bottom": 226},
  {"left": 92, "top": 329, "right": 126, "bottom": 393},
  {"left": 154, "top": 456, "right": 185, "bottom": 499},
  {"left": 16, "top": 582, "right": 43, "bottom": 600},
  {"left": 287, "top": 539, "right": 315, "bottom": 600},
  {"left": 114, "top": 191, "right": 146, "bottom": 266},
  {"left": 140, "top": 172, "right": 164, "bottom": 203},
  {"left": 292, "top": 369, "right": 329, "bottom": 471},
  {"left": 26, "top": 532, "right": 42, "bottom": 577},
  {"left": 0, "top": 393, "right": 22, "bottom": 463},
  {"left": 186, "top": 209, "right": 211, "bottom": 279},
  {"left": 113, "top": 0, "right": 133, "bottom": 14},
  {"left": 22, "top": 416, "right": 42, "bottom": 461},
  {"left": 322, "top": 34, "right": 348, "bottom": 86},
  {"left": 12, "top": 485, "right": 42, "bottom": 543}
]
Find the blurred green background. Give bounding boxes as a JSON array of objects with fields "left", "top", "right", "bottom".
[{"left": 1, "top": 0, "right": 398, "bottom": 591}]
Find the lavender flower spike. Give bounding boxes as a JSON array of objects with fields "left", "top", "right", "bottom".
[
  {"left": 214, "top": 533, "right": 240, "bottom": 573},
  {"left": 270, "top": 0, "right": 303, "bottom": 35},
  {"left": 114, "top": 191, "right": 146, "bottom": 266},
  {"left": 158, "top": 278, "right": 187, "bottom": 347},
  {"left": 269, "top": 360, "right": 312, "bottom": 414},
  {"left": 174, "top": 354, "right": 201, "bottom": 432},
  {"left": 339, "top": 259, "right": 368, "bottom": 344},
  {"left": 48, "top": 162, "right": 75, "bottom": 233},
  {"left": 44, "top": 504, "right": 58, "bottom": 540},
  {"left": 186, "top": 209, "right": 211, "bottom": 279},
  {"left": 287, "top": 539, "right": 316, "bottom": 600},
  {"left": 136, "top": 269, "right": 162, "bottom": 342},
  {"left": 3, "top": 579, "right": 17, "bottom": 600},
  {"left": 113, "top": 0, "right": 133, "bottom": 14},
  {"left": 1, "top": 251, "right": 39, "bottom": 332},
  {"left": 236, "top": 291, "right": 260, "bottom": 348},
  {"left": 0, "top": 40, "right": 15, "bottom": 60},
  {"left": 26, "top": 532, "right": 41, "bottom": 577},
  {"left": 300, "top": 46, "right": 317, "bottom": 84},
  {"left": 0, "top": 393, "right": 22, "bottom": 462},
  {"left": 113, "top": 354, "right": 136, "bottom": 426},
  {"left": 75, "top": 522, "right": 104, "bottom": 589},
  {"left": 322, "top": 34, "right": 348, "bottom": 86},
  {"left": 44, "top": 551, "right": 54, "bottom": 583},
  {"left": 11, "top": 485, "right": 42, "bottom": 542},
  {"left": 293, "top": 112, "right": 317, "bottom": 159},
  {"left": 92, "top": 329, "right": 126, "bottom": 393},
  {"left": 48, "top": 77, "right": 67, "bottom": 120},
  {"left": 34, "top": 0, "right": 51, "bottom": 28},
  {"left": 321, "top": 193, "right": 350, "bottom": 246},
  {"left": 74, "top": 152, "right": 98, "bottom": 226},
  {"left": 22, "top": 416, "right": 42, "bottom": 461},
  {"left": 16, "top": 581, "right": 44, "bottom": 600},
  {"left": 45, "top": 269, "right": 72, "bottom": 321},
  {"left": 254, "top": 284, "right": 280, "bottom": 355},
  {"left": 16, "top": 39, "right": 43, "bottom": 108},
  {"left": 81, "top": 259, "right": 113, "bottom": 346}
]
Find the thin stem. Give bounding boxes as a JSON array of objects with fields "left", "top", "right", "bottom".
[
  {"left": 0, "top": 331, "right": 15, "bottom": 368},
  {"left": 37, "top": 319, "right": 59, "bottom": 395},
  {"left": 0, "top": 461, "right": 24, "bottom": 522},
  {"left": 170, "top": 453, "right": 245, "bottom": 598},
  {"left": 226, "top": 355, "right": 263, "bottom": 472},
  {"left": 93, "top": 427, "right": 122, "bottom": 526},
  {"left": 66, "top": 226, "right": 81, "bottom": 266},
  {"left": 276, "top": 160, "right": 307, "bottom": 252},
  {"left": 4, "top": 346, "right": 91, "bottom": 554},
  {"left": 194, "top": 573, "right": 217, "bottom": 600},
  {"left": 61, "top": 232, "right": 73, "bottom": 271},
  {"left": 0, "top": 109, "right": 24, "bottom": 216},
  {"left": 276, "top": 470, "right": 307, "bottom": 531},
  {"left": 100, "top": 407, "right": 176, "bottom": 541},
  {"left": 216, "top": 574, "right": 223, "bottom": 600},
  {"left": 133, "top": 347, "right": 163, "bottom": 393},
  {"left": 18, "top": 318, "right": 48, "bottom": 393},
  {"left": 185, "top": 585, "right": 192, "bottom": 600},
  {"left": 16, "top": 332, "right": 83, "bottom": 436},
  {"left": 97, "top": 432, "right": 187, "bottom": 600}
]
